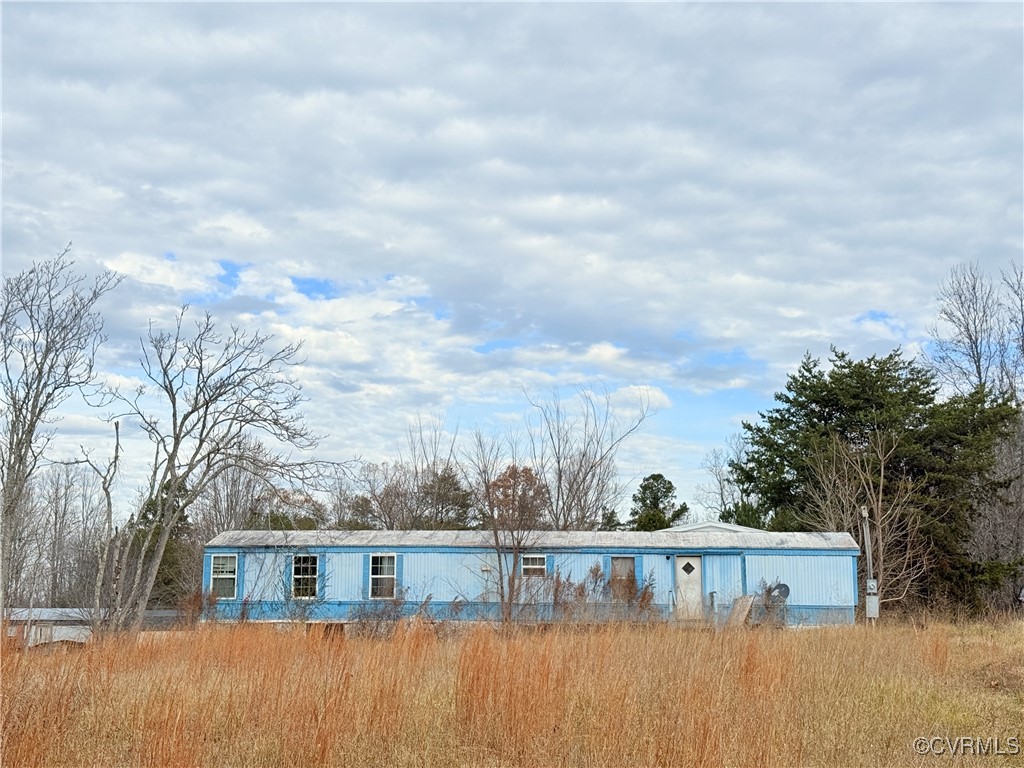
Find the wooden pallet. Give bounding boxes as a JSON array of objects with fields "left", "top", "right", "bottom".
[{"left": 725, "top": 595, "right": 755, "bottom": 628}]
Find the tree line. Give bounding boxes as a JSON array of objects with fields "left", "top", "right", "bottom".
[
  {"left": 698, "top": 261, "right": 1024, "bottom": 611},
  {"left": 3, "top": 249, "right": 1020, "bottom": 624},
  {"left": 2, "top": 249, "right": 678, "bottom": 628}
]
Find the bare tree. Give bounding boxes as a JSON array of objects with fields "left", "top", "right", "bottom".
[
  {"left": 929, "top": 261, "right": 1006, "bottom": 395},
  {"left": 348, "top": 461, "right": 418, "bottom": 529},
  {"left": 1, "top": 481, "right": 46, "bottom": 607},
  {"left": 929, "top": 260, "right": 1024, "bottom": 607},
  {"left": 461, "top": 429, "right": 545, "bottom": 623},
  {"left": 327, "top": 470, "right": 367, "bottom": 530},
  {"left": 696, "top": 433, "right": 756, "bottom": 521},
  {"left": 803, "top": 431, "right": 928, "bottom": 605},
  {"left": 1002, "top": 261, "right": 1024, "bottom": 400},
  {"left": 34, "top": 462, "right": 105, "bottom": 606},
  {"left": 346, "top": 421, "right": 471, "bottom": 530},
  {"left": 94, "top": 307, "right": 328, "bottom": 631},
  {"left": 525, "top": 385, "right": 649, "bottom": 530},
  {"left": 86, "top": 422, "right": 121, "bottom": 631},
  {"left": 188, "top": 438, "right": 271, "bottom": 540},
  {"left": 56, "top": 466, "right": 107, "bottom": 610},
  {"left": 400, "top": 413, "right": 471, "bottom": 529},
  {"left": 968, "top": 411, "right": 1024, "bottom": 609},
  {"left": 0, "top": 246, "right": 122, "bottom": 611},
  {"left": 929, "top": 259, "right": 1024, "bottom": 399}
]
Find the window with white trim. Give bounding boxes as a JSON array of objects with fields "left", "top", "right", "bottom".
[
  {"left": 211, "top": 554, "right": 237, "bottom": 599},
  {"left": 522, "top": 555, "right": 547, "bottom": 578},
  {"left": 292, "top": 555, "right": 319, "bottom": 599},
  {"left": 370, "top": 554, "right": 396, "bottom": 599}
]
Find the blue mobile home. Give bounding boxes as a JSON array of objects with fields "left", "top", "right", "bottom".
[{"left": 203, "top": 521, "right": 859, "bottom": 626}]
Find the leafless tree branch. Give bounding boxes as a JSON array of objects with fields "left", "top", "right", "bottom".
[{"left": 0, "top": 246, "right": 122, "bottom": 612}]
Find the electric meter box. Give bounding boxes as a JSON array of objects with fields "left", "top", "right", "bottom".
[{"left": 866, "top": 594, "right": 879, "bottom": 619}]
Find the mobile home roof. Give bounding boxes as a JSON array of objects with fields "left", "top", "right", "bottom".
[{"left": 206, "top": 528, "right": 859, "bottom": 552}]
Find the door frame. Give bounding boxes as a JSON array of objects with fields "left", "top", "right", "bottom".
[{"left": 674, "top": 555, "right": 704, "bottom": 620}]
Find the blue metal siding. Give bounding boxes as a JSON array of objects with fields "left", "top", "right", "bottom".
[
  {"left": 323, "top": 553, "right": 363, "bottom": 601},
  {"left": 744, "top": 554, "right": 856, "bottom": 606},
  {"left": 702, "top": 555, "right": 743, "bottom": 602},
  {"left": 236, "top": 553, "right": 246, "bottom": 600},
  {"left": 243, "top": 550, "right": 288, "bottom": 601},
  {"left": 361, "top": 554, "right": 370, "bottom": 600},
  {"left": 202, "top": 553, "right": 211, "bottom": 595},
  {"left": 204, "top": 540, "right": 857, "bottom": 625},
  {"left": 643, "top": 555, "right": 673, "bottom": 606},
  {"left": 550, "top": 553, "right": 604, "bottom": 583},
  {"left": 402, "top": 552, "right": 496, "bottom": 603},
  {"left": 702, "top": 554, "right": 744, "bottom": 623}
]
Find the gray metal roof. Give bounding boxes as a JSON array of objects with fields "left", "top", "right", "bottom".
[
  {"left": 7, "top": 608, "right": 181, "bottom": 625},
  {"left": 206, "top": 528, "right": 859, "bottom": 552},
  {"left": 8, "top": 608, "right": 93, "bottom": 623}
]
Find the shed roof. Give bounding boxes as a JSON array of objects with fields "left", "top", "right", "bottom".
[
  {"left": 206, "top": 528, "right": 859, "bottom": 552},
  {"left": 7, "top": 608, "right": 181, "bottom": 626}
]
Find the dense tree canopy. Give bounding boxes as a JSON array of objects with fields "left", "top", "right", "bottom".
[
  {"left": 627, "top": 473, "right": 689, "bottom": 532},
  {"left": 731, "top": 348, "right": 1019, "bottom": 607}
]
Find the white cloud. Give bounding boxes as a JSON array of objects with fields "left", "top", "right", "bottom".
[
  {"left": 3, "top": 2, "right": 1020, "bottom": 515},
  {"left": 196, "top": 213, "right": 271, "bottom": 243},
  {"left": 103, "top": 252, "right": 221, "bottom": 293}
]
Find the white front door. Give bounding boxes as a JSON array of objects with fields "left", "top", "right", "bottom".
[{"left": 674, "top": 556, "right": 703, "bottom": 620}]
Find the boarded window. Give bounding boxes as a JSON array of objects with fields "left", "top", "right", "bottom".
[
  {"left": 292, "top": 555, "right": 318, "bottom": 599},
  {"left": 610, "top": 556, "right": 636, "bottom": 600},
  {"left": 371, "top": 554, "right": 396, "bottom": 599},
  {"left": 211, "top": 555, "right": 237, "bottom": 600},
  {"left": 522, "top": 555, "right": 547, "bottom": 578}
]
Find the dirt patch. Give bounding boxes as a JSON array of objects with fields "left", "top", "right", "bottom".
[{"left": 972, "top": 659, "right": 1024, "bottom": 693}]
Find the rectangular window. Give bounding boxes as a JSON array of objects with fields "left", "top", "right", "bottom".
[
  {"left": 211, "top": 555, "right": 237, "bottom": 600},
  {"left": 292, "top": 555, "right": 318, "bottom": 599},
  {"left": 522, "top": 555, "right": 547, "bottom": 578},
  {"left": 370, "top": 554, "right": 396, "bottom": 599},
  {"left": 610, "top": 556, "right": 636, "bottom": 600}
]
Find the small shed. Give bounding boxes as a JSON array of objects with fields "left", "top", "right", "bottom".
[
  {"left": 4, "top": 608, "right": 183, "bottom": 647},
  {"left": 203, "top": 523, "right": 859, "bottom": 626},
  {"left": 5, "top": 608, "right": 93, "bottom": 647}
]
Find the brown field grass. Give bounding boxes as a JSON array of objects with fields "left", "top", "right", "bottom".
[{"left": 1, "top": 619, "right": 1022, "bottom": 767}]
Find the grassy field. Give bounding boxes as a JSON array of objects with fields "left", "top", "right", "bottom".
[{"left": 1, "top": 619, "right": 1022, "bottom": 767}]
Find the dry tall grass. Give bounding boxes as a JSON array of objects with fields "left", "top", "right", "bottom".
[{"left": 2, "top": 620, "right": 1021, "bottom": 767}]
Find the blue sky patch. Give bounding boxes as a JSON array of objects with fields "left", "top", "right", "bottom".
[
  {"left": 292, "top": 276, "right": 339, "bottom": 300},
  {"left": 855, "top": 310, "right": 892, "bottom": 324},
  {"left": 217, "top": 260, "right": 243, "bottom": 290},
  {"left": 854, "top": 310, "right": 906, "bottom": 339},
  {"left": 703, "top": 347, "right": 754, "bottom": 367},
  {"left": 474, "top": 338, "right": 521, "bottom": 354}
]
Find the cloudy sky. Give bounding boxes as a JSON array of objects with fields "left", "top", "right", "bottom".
[{"left": 3, "top": 3, "right": 1022, "bottom": 517}]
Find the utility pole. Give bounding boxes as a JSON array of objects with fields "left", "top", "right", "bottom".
[{"left": 860, "top": 505, "right": 878, "bottom": 624}]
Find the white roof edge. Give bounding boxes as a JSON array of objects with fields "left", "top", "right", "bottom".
[{"left": 206, "top": 528, "right": 859, "bottom": 551}]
